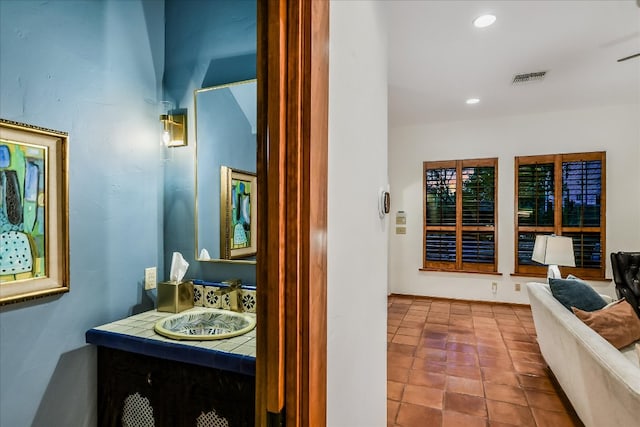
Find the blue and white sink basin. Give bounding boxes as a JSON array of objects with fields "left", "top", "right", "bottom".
[{"left": 154, "top": 308, "right": 256, "bottom": 341}]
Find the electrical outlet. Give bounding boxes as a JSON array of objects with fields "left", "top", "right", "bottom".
[
  {"left": 144, "top": 267, "right": 157, "bottom": 290},
  {"left": 515, "top": 283, "right": 521, "bottom": 292},
  {"left": 491, "top": 282, "right": 498, "bottom": 293}
]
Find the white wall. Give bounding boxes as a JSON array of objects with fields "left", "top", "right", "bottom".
[
  {"left": 328, "top": 1, "right": 388, "bottom": 426},
  {"left": 389, "top": 104, "right": 640, "bottom": 303}
]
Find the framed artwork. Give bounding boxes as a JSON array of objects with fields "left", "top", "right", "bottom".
[
  {"left": 220, "top": 166, "right": 257, "bottom": 259},
  {"left": 0, "top": 119, "right": 69, "bottom": 305}
]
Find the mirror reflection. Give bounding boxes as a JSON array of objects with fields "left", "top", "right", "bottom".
[{"left": 194, "top": 79, "right": 257, "bottom": 263}]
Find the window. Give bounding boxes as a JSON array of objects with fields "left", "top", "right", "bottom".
[
  {"left": 422, "top": 158, "right": 498, "bottom": 273},
  {"left": 515, "top": 152, "right": 606, "bottom": 279}
]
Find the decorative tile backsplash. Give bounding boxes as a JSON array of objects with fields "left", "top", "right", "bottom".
[
  {"left": 193, "top": 284, "right": 204, "bottom": 307},
  {"left": 241, "top": 290, "right": 256, "bottom": 313},
  {"left": 204, "top": 286, "right": 220, "bottom": 308},
  {"left": 193, "top": 280, "right": 256, "bottom": 313},
  {"left": 221, "top": 293, "right": 232, "bottom": 311}
]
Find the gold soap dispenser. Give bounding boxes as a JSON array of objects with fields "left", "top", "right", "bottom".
[{"left": 217, "top": 279, "right": 242, "bottom": 312}]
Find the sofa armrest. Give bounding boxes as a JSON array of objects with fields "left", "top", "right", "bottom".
[{"left": 527, "top": 282, "right": 640, "bottom": 427}]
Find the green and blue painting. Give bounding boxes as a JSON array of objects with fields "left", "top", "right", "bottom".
[
  {"left": 230, "top": 177, "right": 252, "bottom": 250},
  {"left": 0, "top": 140, "right": 47, "bottom": 281}
]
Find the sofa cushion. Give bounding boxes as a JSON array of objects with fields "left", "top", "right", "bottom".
[
  {"left": 568, "top": 274, "right": 616, "bottom": 304},
  {"left": 572, "top": 299, "right": 640, "bottom": 349},
  {"left": 549, "top": 277, "right": 607, "bottom": 312}
]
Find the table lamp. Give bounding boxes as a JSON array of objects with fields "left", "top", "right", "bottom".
[{"left": 532, "top": 235, "right": 576, "bottom": 281}]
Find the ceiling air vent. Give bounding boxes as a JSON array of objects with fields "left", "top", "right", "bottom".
[{"left": 512, "top": 71, "right": 547, "bottom": 85}]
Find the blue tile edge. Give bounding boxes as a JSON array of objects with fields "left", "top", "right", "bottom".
[
  {"left": 192, "top": 279, "right": 256, "bottom": 291},
  {"left": 85, "top": 329, "right": 255, "bottom": 376}
]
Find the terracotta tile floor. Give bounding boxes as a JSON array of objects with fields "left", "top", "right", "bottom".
[{"left": 387, "top": 295, "right": 583, "bottom": 427}]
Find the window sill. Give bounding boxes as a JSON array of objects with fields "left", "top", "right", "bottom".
[
  {"left": 419, "top": 268, "right": 503, "bottom": 276},
  {"left": 509, "top": 272, "right": 611, "bottom": 282}
]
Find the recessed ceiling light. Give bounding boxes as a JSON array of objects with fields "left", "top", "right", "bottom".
[
  {"left": 473, "top": 14, "right": 496, "bottom": 28},
  {"left": 466, "top": 98, "right": 480, "bottom": 105}
]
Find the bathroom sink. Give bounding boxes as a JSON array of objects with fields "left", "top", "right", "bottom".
[{"left": 154, "top": 308, "right": 256, "bottom": 341}]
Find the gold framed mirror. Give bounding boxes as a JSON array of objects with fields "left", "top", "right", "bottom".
[{"left": 194, "top": 79, "right": 257, "bottom": 264}]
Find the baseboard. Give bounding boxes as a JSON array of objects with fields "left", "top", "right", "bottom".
[{"left": 388, "top": 293, "right": 531, "bottom": 308}]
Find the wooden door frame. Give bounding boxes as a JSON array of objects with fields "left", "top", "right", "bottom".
[{"left": 256, "top": 1, "right": 329, "bottom": 426}]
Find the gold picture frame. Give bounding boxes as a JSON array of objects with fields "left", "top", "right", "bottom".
[
  {"left": 0, "top": 119, "right": 69, "bottom": 305},
  {"left": 220, "top": 166, "right": 257, "bottom": 259}
]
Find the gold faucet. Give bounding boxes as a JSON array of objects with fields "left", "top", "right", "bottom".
[{"left": 215, "top": 279, "right": 242, "bottom": 312}]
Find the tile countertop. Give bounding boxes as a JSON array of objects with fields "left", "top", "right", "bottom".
[{"left": 85, "top": 308, "right": 256, "bottom": 376}]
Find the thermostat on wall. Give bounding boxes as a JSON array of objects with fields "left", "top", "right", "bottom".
[{"left": 378, "top": 189, "right": 390, "bottom": 218}]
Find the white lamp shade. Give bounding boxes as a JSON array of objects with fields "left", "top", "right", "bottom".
[{"left": 532, "top": 235, "right": 576, "bottom": 267}]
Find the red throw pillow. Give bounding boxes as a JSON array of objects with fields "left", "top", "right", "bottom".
[{"left": 572, "top": 299, "right": 640, "bottom": 349}]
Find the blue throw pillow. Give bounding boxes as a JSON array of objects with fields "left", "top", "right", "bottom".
[
  {"left": 549, "top": 277, "right": 607, "bottom": 312},
  {"left": 567, "top": 274, "right": 588, "bottom": 284}
]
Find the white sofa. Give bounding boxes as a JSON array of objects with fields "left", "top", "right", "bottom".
[{"left": 527, "top": 282, "right": 640, "bottom": 427}]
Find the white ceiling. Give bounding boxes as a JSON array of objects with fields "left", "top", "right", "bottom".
[{"left": 386, "top": 0, "right": 640, "bottom": 128}]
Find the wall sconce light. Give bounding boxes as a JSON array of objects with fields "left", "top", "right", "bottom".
[{"left": 160, "top": 112, "right": 187, "bottom": 147}]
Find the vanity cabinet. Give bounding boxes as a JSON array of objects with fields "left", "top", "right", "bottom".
[
  {"left": 98, "top": 347, "right": 255, "bottom": 427},
  {"left": 86, "top": 309, "right": 257, "bottom": 427}
]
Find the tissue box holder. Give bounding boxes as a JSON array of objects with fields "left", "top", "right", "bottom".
[{"left": 158, "top": 280, "right": 194, "bottom": 313}]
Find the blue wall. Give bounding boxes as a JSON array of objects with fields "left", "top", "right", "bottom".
[
  {"left": 0, "top": 1, "right": 257, "bottom": 424},
  {"left": 0, "top": 1, "right": 165, "bottom": 425},
  {"left": 163, "top": 0, "right": 257, "bottom": 283}
]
